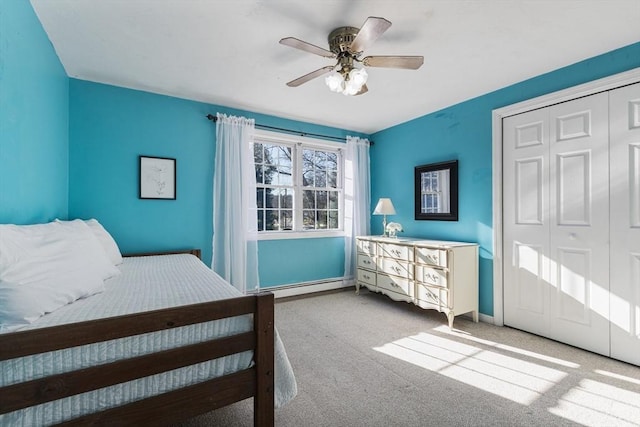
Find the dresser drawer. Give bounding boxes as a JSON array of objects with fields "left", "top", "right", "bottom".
[
  {"left": 416, "top": 283, "right": 449, "bottom": 308},
  {"left": 377, "top": 274, "right": 413, "bottom": 298},
  {"left": 416, "top": 265, "right": 448, "bottom": 288},
  {"left": 357, "top": 254, "right": 376, "bottom": 270},
  {"left": 357, "top": 268, "right": 376, "bottom": 286},
  {"left": 416, "top": 247, "right": 448, "bottom": 267},
  {"left": 357, "top": 239, "right": 377, "bottom": 256},
  {"left": 380, "top": 258, "right": 412, "bottom": 279},
  {"left": 380, "top": 243, "right": 412, "bottom": 261}
]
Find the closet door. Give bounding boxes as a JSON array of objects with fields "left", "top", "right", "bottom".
[
  {"left": 610, "top": 82, "right": 640, "bottom": 366},
  {"left": 503, "top": 109, "right": 550, "bottom": 337},
  {"left": 547, "top": 93, "right": 610, "bottom": 355},
  {"left": 503, "top": 92, "right": 610, "bottom": 356}
]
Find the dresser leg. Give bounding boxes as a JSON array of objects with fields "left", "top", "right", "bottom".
[
  {"left": 472, "top": 311, "right": 479, "bottom": 323},
  {"left": 447, "top": 311, "right": 455, "bottom": 329},
  {"left": 355, "top": 282, "right": 360, "bottom": 295}
]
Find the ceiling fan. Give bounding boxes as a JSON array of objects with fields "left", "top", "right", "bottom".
[{"left": 279, "top": 16, "right": 424, "bottom": 96}]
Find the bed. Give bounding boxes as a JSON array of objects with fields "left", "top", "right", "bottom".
[{"left": 0, "top": 220, "right": 296, "bottom": 426}]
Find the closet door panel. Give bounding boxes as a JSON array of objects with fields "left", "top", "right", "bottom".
[
  {"left": 503, "top": 108, "right": 550, "bottom": 336},
  {"left": 610, "top": 82, "right": 640, "bottom": 366},
  {"left": 548, "top": 92, "right": 610, "bottom": 356},
  {"left": 556, "top": 151, "right": 591, "bottom": 225}
]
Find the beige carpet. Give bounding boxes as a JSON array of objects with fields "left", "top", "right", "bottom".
[{"left": 175, "top": 288, "right": 640, "bottom": 427}]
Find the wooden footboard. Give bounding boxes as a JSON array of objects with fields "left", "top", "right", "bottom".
[{"left": 0, "top": 292, "right": 275, "bottom": 426}]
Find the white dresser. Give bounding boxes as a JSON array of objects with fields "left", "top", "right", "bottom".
[{"left": 356, "top": 236, "right": 479, "bottom": 328}]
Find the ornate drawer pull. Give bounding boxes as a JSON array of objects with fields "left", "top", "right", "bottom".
[
  {"left": 425, "top": 273, "right": 440, "bottom": 282},
  {"left": 391, "top": 249, "right": 402, "bottom": 257},
  {"left": 392, "top": 266, "right": 402, "bottom": 273},
  {"left": 364, "top": 260, "right": 371, "bottom": 265}
]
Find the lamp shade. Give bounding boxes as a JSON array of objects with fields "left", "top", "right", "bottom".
[{"left": 373, "top": 198, "right": 396, "bottom": 215}]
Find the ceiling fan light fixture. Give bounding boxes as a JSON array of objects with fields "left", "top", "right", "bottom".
[
  {"left": 342, "top": 67, "right": 367, "bottom": 96},
  {"left": 349, "top": 67, "right": 368, "bottom": 87},
  {"left": 325, "top": 72, "right": 345, "bottom": 92},
  {"left": 342, "top": 86, "right": 355, "bottom": 96},
  {"left": 343, "top": 80, "right": 361, "bottom": 96},
  {"left": 326, "top": 66, "right": 367, "bottom": 96}
]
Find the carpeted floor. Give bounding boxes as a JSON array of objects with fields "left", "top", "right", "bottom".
[{"left": 174, "top": 288, "right": 640, "bottom": 427}]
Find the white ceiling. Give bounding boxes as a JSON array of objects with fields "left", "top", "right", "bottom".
[{"left": 30, "top": 0, "right": 640, "bottom": 134}]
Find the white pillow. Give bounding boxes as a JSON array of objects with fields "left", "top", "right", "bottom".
[
  {"left": 0, "top": 220, "right": 119, "bottom": 331},
  {"left": 83, "top": 219, "right": 123, "bottom": 266},
  {"left": 53, "top": 219, "right": 121, "bottom": 280},
  {"left": 0, "top": 265, "right": 105, "bottom": 332}
]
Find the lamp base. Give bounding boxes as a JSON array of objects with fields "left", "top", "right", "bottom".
[{"left": 382, "top": 215, "right": 388, "bottom": 237}]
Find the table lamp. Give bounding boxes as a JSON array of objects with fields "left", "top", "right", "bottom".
[{"left": 373, "top": 198, "right": 396, "bottom": 237}]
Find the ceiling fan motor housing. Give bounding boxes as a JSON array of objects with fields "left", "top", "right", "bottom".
[{"left": 328, "top": 26, "right": 360, "bottom": 55}]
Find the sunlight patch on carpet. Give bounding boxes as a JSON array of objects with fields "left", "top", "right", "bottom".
[
  {"left": 373, "top": 332, "right": 567, "bottom": 405},
  {"left": 548, "top": 378, "right": 640, "bottom": 426},
  {"left": 433, "top": 325, "right": 581, "bottom": 369},
  {"left": 595, "top": 369, "right": 640, "bottom": 386}
]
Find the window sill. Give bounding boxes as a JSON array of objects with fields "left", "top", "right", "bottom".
[{"left": 257, "top": 230, "right": 345, "bottom": 241}]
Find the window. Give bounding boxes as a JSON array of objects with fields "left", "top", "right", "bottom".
[
  {"left": 254, "top": 142, "right": 293, "bottom": 231},
  {"left": 420, "top": 170, "right": 441, "bottom": 213},
  {"left": 254, "top": 132, "right": 343, "bottom": 236}
]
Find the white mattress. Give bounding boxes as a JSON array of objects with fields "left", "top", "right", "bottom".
[{"left": 0, "top": 254, "right": 296, "bottom": 425}]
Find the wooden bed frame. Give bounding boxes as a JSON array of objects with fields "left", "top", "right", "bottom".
[{"left": 0, "top": 249, "right": 275, "bottom": 426}]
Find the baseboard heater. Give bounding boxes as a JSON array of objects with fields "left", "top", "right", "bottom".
[{"left": 260, "top": 277, "right": 354, "bottom": 299}]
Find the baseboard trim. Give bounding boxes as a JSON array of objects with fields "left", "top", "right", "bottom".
[
  {"left": 478, "top": 312, "right": 495, "bottom": 324},
  {"left": 267, "top": 278, "right": 353, "bottom": 299},
  {"left": 264, "top": 280, "right": 495, "bottom": 324}
]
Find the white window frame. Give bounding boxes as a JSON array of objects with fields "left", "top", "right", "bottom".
[
  {"left": 420, "top": 171, "right": 441, "bottom": 213},
  {"left": 253, "top": 129, "right": 345, "bottom": 240}
]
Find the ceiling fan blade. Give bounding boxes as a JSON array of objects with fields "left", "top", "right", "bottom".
[
  {"left": 350, "top": 17, "right": 391, "bottom": 53},
  {"left": 286, "top": 66, "right": 335, "bottom": 87},
  {"left": 363, "top": 55, "right": 424, "bottom": 70},
  {"left": 279, "top": 37, "right": 336, "bottom": 58},
  {"left": 355, "top": 84, "right": 368, "bottom": 96}
]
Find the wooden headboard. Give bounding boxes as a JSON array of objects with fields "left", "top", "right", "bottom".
[{"left": 123, "top": 249, "right": 202, "bottom": 260}]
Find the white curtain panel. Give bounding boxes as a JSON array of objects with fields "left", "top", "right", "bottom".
[
  {"left": 344, "top": 136, "right": 371, "bottom": 279},
  {"left": 212, "top": 113, "right": 259, "bottom": 293}
]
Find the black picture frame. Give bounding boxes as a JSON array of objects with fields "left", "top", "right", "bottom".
[
  {"left": 414, "top": 160, "right": 458, "bottom": 221},
  {"left": 139, "top": 155, "right": 176, "bottom": 200}
]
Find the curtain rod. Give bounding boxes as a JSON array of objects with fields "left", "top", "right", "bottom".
[{"left": 205, "top": 114, "right": 373, "bottom": 145}]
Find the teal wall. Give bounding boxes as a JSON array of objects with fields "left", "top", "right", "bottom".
[
  {"left": 3, "top": 1, "right": 639, "bottom": 297},
  {"left": 259, "top": 237, "right": 345, "bottom": 287},
  {"left": 0, "top": 0, "right": 69, "bottom": 224},
  {"left": 68, "top": 79, "right": 364, "bottom": 286},
  {"left": 370, "top": 42, "right": 640, "bottom": 316}
]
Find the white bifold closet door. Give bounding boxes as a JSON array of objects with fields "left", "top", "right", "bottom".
[
  {"left": 610, "top": 82, "right": 640, "bottom": 366},
  {"left": 503, "top": 92, "right": 610, "bottom": 356},
  {"left": 503, "top": 82, "right": 640, "bottom": 365}
]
